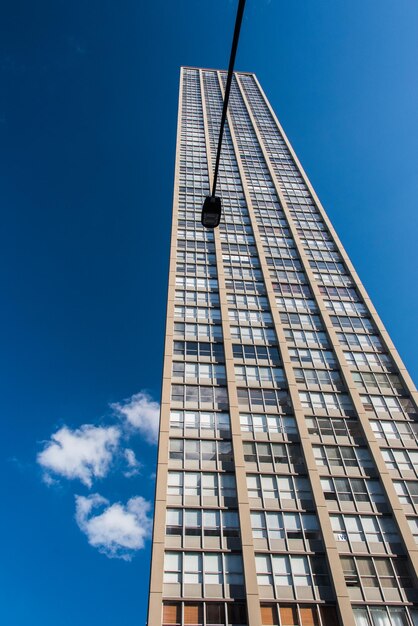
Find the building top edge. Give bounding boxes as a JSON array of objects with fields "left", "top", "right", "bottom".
[{"left": 180, "top": 65, "right": 256, "bottom": 77}]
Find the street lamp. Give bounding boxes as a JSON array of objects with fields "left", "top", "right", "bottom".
[
  {"left": 201, "top": 195, "right": 222, "bottom": 228},
  {"left": 201, "top": 0, "right": 246, "bottom": 229}
]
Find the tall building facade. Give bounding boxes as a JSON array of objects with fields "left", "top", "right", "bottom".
[{"left": 147, "top": 67, "right": 418, "bottom": 626}]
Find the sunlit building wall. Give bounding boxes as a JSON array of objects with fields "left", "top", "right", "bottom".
[{"left": 147, "top": 67, "right": 418, "bottom": 626}]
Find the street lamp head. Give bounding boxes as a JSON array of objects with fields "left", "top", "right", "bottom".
[{"left": 201, "top": 195, "right": 222, "bottom": 228}]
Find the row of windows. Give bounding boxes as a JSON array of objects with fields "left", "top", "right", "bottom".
[
  {"left": 265, "top": 246, "right": 299, "bottom": 261},
  {"left": 220, "top": 223, "right": 252, "bottom": 234},
  {"left": 220, "top": 233, "right": 255, "bottom": 245},
  {"left": 225, "top": 279, "right": 266, "bottom": 295},
  {"left": 222, "top": 254, "right": 259, "bottom": 268},
  {"left": 173, "top": 341, "right": 225, "bottom": 361},
  {"left": 232, "top": 344, "right": 280, "bottom": 364},
  {"left": 167, "top": 472, "right": 236, "bottom": 503},
  {"left": 330, "top": 314, "right": 374, "bottom": 333},
  {"left": 228, "top": 309, "right": 272, "bottom": 325},
  {"left": 352, "top": 371, "right": 404, "bottom": 395},
  {"left": 314, "top": 272, "right": 353, "bottom": 289},
  {"left": 294, "top": 368, "right": 343, "bottom": 391},
  {"left": 270, "top": 270, "right": 306, "bottom": 286},
  {"left": 166, "top": 509, "right": 239, "bottom": 538},
  {"left": 318, "top": 285, "right": 359, "bottom": 302},
  {"left": 177, "top": 240, "right": 215, "bottom": 253},
  {"left": 394, "top": 480, "right": 418, "bottom": 514},
  {"left": 344, "top": 350, "right": 393, "bottom": 372},
  {"left": 240, "top": 413, "right": 297, "bottom": 437},
  {"left": 164, "top": 551, "right": 244, "bottom": 586},
  {"left": 267, "top": 257, "right": 302, "bottom": 271},
  {"left": 177, "top": 264, "right": 217, "bottom": 278},
  {"left": 220, "top": 234, "right": 254, "bottom": 245},
  {"left": 168, "top": 410, "right": 300, "bottom": 440},
  {"left": 174, "top": 289, "right": 219, "bottom": 306},
  {"left": 371, "top": 420, "right": 418, "bottom": 446},
  {"left": 299, "top": 391, "right": 355, "bottom": 417},
  {"left": 231, "top": 326, "right": 277, "bottom": 345},
  {"left": 273, "top": 283, "right": 311, "bottom": 298},
  {"left": 381, "top": 448, "right": 418, "bottom": 478},
  {"left": 222, "top": 247, "right": 263, "bottom": 264},
  {"left": 306, "top": 416, "right": 364, "bottom": 444},
  {"left": 337, "top": 332, "right": 383, "bottom": 352},
  {"left": 175, "top": 306, "right": 221, "bottom": 321},
  {"left": 289, "top": 348, "right": 337, "bottom": 369},
  {"left": 361, "top": 394, "right": 416, "bottom": 419},
  {"left": 279, "top": 312, "right": 322, "bottom": 330},
  {"left": 259, "top": 225, "right": 291, "bottom": 238},
  {"left": 340, "top": 555, "right": 413, "bottom": 600},
  {"left": 353, "top": 606, "right": 418, "bottom": 626},
  {"left": 275, "top": 297, "right": 318, "bottom": 314},
  {"left": 251, "top": 510, "right": 321, "bottom": 545},
  {"left": 174, "top": 323, "right": 223, "bottom": 342},
  {"left": 320, "top": 477, "right": 386, "bottom": 513},
  {"left": 226, "top": 294, "right": 269, "bottom": 310},
  {"left": 235, "top": 365, "right": 286, "bottom": 387},
  {"left": 305, "top": 249, "right": 340, "bottom": 263},
  {"left": 284, "top": 329, "right": 328, "bottom": 348},
  {"left": 313, "top": 445, "right": 374, "bottom": 476},
  {"left": 243, "top": 442, "right": 303, "bottom": 472},
  {"left": 247, "top": 474, "right": 313, "bottom": 509},
  {"left": 177, "top": 251, "right": 216, "bottom": 265},
  {"left": 162, "top": 601, "right": 247, "bottom": 626},
  {"left": 324, "top": 299, "right": 367, "bottom": 316},
  {"left": 170, "top": 411, "right": 230, "bottom": 435},
  {"left": 255, "top": 553, "right": 330, "bottom": 592},
  {"left": 169, "top": 439, "right": 233, "bottom": 468},
  {"left": 172, "top": 362, "right": 226, "bottom": 384},
  {"left": 237, "top": 388, "right": 292, "bottom": 413},
  {"left": 177, "top": 230, "right": 214, "bottom": 242},
  {"left": 171, "top": 385, "right": 228, "bottom": 409},
  {"left": 330, "top": 514, "right": 401, "bottom": 553},
  {"left": 260, "top": 603, "right": 338, "bottom": 626}
]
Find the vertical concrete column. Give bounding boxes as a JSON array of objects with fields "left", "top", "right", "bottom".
[
  {"left": 199, "top": 69, "right": 262, "bottom": 626},
  {"left": 147, "top": 68, "right": 184, "bottom": 626}
]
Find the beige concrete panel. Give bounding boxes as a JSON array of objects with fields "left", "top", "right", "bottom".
[
  {"left": 155, "top": 465, "right": 169, "bottom": 503},
  {"left": 147, "top": 67, "right": 184, "bottom": 626},
  {"left": 148, "top": 593, "right": 163, "bottom": 626}
]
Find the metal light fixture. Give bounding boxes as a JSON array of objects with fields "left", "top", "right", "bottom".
[
  {"left": 201, "top": 196, "right": 222, "bottom": 229},
  {"left": 201, "top": 0, "right": 246, "bottom": 229}
]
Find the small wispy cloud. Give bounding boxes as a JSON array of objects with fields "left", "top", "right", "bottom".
[
  {"left": 123, "top": 448, "right": 142, "bottom": 478},
  {"left": 112, "top": 392, "right": 160, "bottom": 445},
  {"left": 37, "top": 424, "right": 120, "bottom": 487},
  {"left": 75, "top": 493, "right": 152, "bottom": 560}
]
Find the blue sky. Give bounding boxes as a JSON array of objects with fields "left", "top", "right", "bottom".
[{"left": 0, "top": 1, "right": 417, "bottom": 624}]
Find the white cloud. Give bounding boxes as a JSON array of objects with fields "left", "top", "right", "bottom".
[
  {"left": 123, "top": 448, "right": 141, "bottom": 478},
  {"left": 75, "top": 493, "right": 152, "bottom": 560},
  {"left": 37, "top": 424, "right": 120, "bottom": 487},
  {"left": 112, "top": 391, "right": 160, "bottom": 445}
]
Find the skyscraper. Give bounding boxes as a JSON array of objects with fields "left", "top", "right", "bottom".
[{"left": 147, "top": 67, "right": 418, "bottom": 626}]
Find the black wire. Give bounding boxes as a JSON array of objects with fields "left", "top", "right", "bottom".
[{"left": 211, "top": 0, "right": 246, "bottom": 198}]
